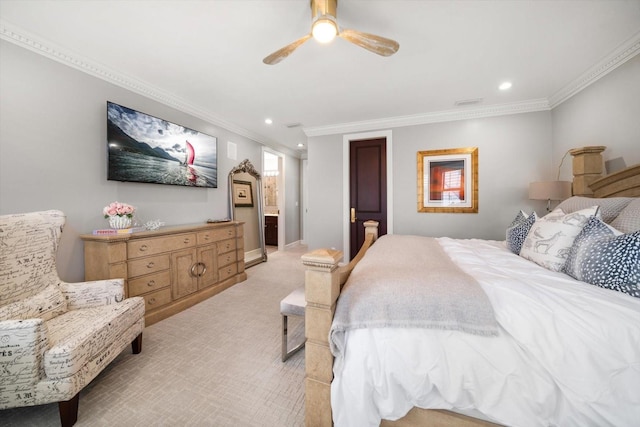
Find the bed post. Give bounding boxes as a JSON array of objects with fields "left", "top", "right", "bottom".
[
  {"left": 301, "top": 220, "right": 379, "bottom": 427},
  {"left": 301, "top": 248, "right": 343, "bottom": 427}
]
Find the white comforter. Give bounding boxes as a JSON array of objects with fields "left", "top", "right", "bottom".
[{"left": 331, "top": 237, "right": 640, "bottom": 427}]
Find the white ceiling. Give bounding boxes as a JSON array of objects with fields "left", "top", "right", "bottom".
[{"left": 2, "top": 0, "right": 640, "bottom": 156}]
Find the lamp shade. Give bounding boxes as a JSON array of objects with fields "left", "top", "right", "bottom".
[{"left": 528, "top": 181, "right": 572, "bottom": 201}]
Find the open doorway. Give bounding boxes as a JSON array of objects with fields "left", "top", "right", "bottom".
[{"left": 263, "top": 149, "right": 285, "bottom": 253}]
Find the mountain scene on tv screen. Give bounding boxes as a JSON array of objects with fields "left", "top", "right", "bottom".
[{"left": 107, "top": 102, "right": 217, "bottom": 188}]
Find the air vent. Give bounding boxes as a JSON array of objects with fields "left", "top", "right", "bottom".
[
  {"left": 454, "top": 98, "right": 483, "bottom": 107},
  {"left": 285, "top": 122, "right": 303, "bottom": 128}
]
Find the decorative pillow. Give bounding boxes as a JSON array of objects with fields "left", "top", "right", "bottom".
[
  {"left": 556, "top": 196, "right": 633, "bottom": 223},
  {"left": 506, "top": 211, "right": 537, "bottom": 254},
  {"left": 520, "top": 206, "right": 599, "bottom": 271},
  {"left": 508, "top": 210, "right": 528, "bottom": 227},
  {"left": 0, "top": 284, "right": 67, "bottom": 321},
  {"left": 564, "top": 216, "right": 622, "bottom": 279},
  {"left": 564, "top": 216, "right": 640, "bottom": 298},
  {"left": 610, "top": 198, "right": 640, "bottom": 233}
]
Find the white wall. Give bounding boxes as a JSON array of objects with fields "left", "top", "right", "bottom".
[
  {"left": 552, "top": 54, "right": 640, "bottom": 178},
  {"left": 392, "top": 113, "right": 553, "bottom": 238},
  {"left": 306, "top": 112, "right": 553, "bottom": 253},
  {"left": 0, "top": 40, "right": 300, "bottom": 281},
  {"left": 306, "top": 134, "right": 345, "bottom": 251}
]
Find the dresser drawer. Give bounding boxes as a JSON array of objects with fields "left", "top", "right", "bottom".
[
  {"left": 219, "top": 263, "right": 238, "bottom": 282},
  {"left": 218, "top": 251, "right": 236, "bottom": 268},
  {"left": 197, "top": 227, "right": 235, "bottom": 245},
  {"left": 218, "top": 238, "right": 236, "bottom": 254},
  {"left": 142, "top": 288, "right": 172, "bottom": 312},
  {"left": 128, "top": 270, "right": 171, "bottom": 296},
  {"left": 128, "top": 254, "right": 170, "bottom": 278},
  {"left": 128, "top": 233, "right": 196, "bottom": 258}
]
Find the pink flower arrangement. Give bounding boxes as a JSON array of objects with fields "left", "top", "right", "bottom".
[{"left": 103, "top": 201, "right": 135, "bottom": 218}]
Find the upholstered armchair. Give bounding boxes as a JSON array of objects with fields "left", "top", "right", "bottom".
[{"left": 0, "top": 210, "right": 145, "bottom": 426}]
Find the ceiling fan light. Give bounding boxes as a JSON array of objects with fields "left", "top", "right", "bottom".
[{"left": 312, "top": 18, "right": 337, "bottom": 43}]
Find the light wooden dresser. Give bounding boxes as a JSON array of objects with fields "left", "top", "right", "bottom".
[{"left": 81, "top": 221, "right": 246, "bottom": 326}]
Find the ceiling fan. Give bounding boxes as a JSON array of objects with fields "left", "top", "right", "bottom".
[{"left": 263, "top": 0, "right": 399, "bottom": 65}]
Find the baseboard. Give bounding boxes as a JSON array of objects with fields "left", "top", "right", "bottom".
[{"left": 285, "top": 240, "right": 305, "bottom": 250}]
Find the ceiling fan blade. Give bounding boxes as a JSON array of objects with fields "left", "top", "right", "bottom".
[
  {"left": 338, "top": 29, "right": 399, "bottom": 57},
  {"left": 263, "top": 34, "right": 312, "bottom": 65}
]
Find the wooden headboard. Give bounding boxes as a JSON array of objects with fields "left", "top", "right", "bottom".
[
  {"left": 570, "top": 145, "right": 640, "bottom": 198},
  {"left": 589, "top": 164, "right": 640, "bottom": 197}
]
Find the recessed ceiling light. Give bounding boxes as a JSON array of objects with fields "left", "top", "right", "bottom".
[
  {"left": 265, "top": 118, "right": 273, "bottom": 125},
  {"left": 297, "top": 143, "right": 304, "bottom": 148},
  {"left": 499, "top": 81, "right": 512, "bottom": 91}
]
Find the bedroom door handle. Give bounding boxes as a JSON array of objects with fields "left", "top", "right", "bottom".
[{"left": 350, "top": 208, "right": 356, "bottom": 223}]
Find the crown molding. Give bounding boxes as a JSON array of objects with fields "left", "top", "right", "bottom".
[
  {"left": 0, "top": 19, "right": 296, "bottom": 155},
  {"left": 305, "top": 31, "right": 640, "bottom": 138},
  {"left": 304, "top": 99, "right": 550, "bottom": 137},
  {"left": 2, "top": 19, "right": 637, "bottom": 145},
  {"left": 548, "top": 30, "right": 640, "bottom": 108}
]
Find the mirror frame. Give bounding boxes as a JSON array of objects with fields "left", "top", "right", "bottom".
[{"left": 228, "top": 159, "right": 267, "bottom": 267}]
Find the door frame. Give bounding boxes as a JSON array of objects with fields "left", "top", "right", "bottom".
[
  {"left": 342, "top": 130, "right": 393, "bottom": 261},
  {"left": 262, "top": 147, "right": 286, "bottom": 252},
  {"left": 302, "top": 159, "right": 308, "bottom": 245}
]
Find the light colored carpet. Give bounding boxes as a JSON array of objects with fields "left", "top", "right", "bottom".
[{"left": 2, "top": 245, "right": 308, "bottom": 427}]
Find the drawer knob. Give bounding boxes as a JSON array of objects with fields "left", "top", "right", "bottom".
[
  {"left": 204, "top": 235, "right": 210, "bottom": 241},
  {"left": 147, "top": 262, "right": 155, "bottom": 269},
  {"left": 147, "top": 280, "right": 155, "bottom": 287},
  {"left": 184, "top": 238, "right": 190, "bottom": 244},
  {"left": 140, "top": 244, "right": 148, "bottom": 252},
  {"left": 149, "top": 297, "right": 156, "bottom": 304}
]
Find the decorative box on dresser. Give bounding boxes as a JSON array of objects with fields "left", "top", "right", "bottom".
[{"left": 81, "top": 221, "right": 246, "bottom": 326}]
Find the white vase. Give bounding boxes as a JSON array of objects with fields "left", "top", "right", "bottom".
[{"left": 109, "top": 215, "right": 132, "bottom": 229}]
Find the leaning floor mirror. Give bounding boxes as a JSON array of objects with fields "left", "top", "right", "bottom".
[{"left": 228, "top": 159, "right": 267, "bottom": 267}]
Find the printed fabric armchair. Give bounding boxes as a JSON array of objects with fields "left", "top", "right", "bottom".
[{"left": 0, "top": 210, "right": 145, "bottom": 426}]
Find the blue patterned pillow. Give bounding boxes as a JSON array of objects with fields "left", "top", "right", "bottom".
[
  {"left": 509, "top": 210, "right": 528, "bottom": 227},
  {"left": 564, "top": 216, "right": 640, "bottom": 298},
  {"left": 506, "top": 211, "right": 537, "bottom": 254}
]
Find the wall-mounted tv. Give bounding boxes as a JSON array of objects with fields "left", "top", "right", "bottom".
[{"left": 107, "top": 101, "right": 217, "bottom": 188}]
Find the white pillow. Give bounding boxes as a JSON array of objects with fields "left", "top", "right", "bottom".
[
  {"left": 519, "top": 206, "right": 599, "bottom": 271},
  {"left": 556, "top": 196, "right": 632, "bottom": 223}
]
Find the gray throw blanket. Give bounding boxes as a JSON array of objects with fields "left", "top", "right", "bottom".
[{"left": 330, "top": 235, "right": 498, "bottom": 358}]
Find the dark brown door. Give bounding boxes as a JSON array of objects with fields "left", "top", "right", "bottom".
[
  {"left": 349, "top": 138, "right": 387, "bottom": 259},
  {"left": 264, "top": 215, "right": 278, "bottom": 246}
]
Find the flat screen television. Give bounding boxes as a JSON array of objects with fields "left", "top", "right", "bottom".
[{"left": 107, "top": 101, "right": 217, "bottom": 188}]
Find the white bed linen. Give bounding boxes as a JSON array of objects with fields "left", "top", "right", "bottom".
[{"left": 331, "top": 237, "right": 640, "bottom": 427}]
